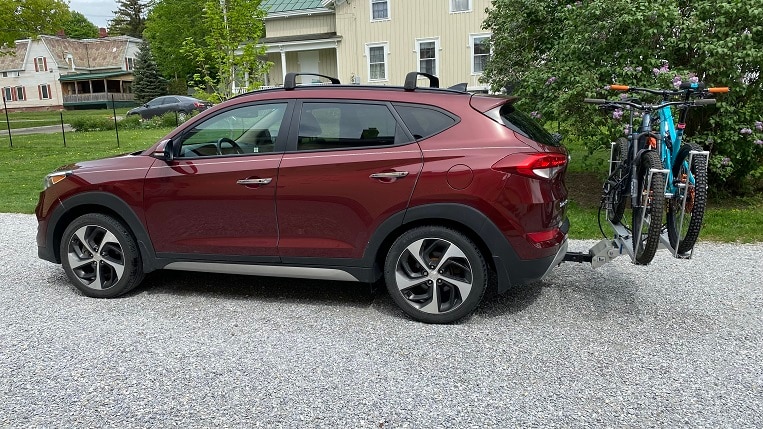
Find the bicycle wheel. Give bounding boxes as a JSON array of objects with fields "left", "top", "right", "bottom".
[
  {"left": 632, "top": 150, "right": 665, "bottom": 265},
  {"left": 607, "top": 137, "right": 630, "bottom": 224},
  {"left": 667, "top": 143, "right": 708, "bottom": 255}
]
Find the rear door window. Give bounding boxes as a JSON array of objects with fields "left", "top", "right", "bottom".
[{"left": 499, "top": 104, "right": 559, "bottom": 147}]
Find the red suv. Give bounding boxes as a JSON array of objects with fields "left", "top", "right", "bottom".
[{"left": 36, "top": 72, "right": 569, "bottom": 323}]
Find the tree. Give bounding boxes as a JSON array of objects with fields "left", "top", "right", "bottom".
[
  {"left": 482, "top": 0, "right": 763, "bottom": 193},
  {"left": 132, "top": 40, "right": 168, "bottom": 104},
  {"left": 143, "top": 0, "right": 206, "bottom": 81},
  {"left": 108, "top": 0, "right": 152, "bottom": 38},
  {"left": 62, "top": 11, "right": 99, "bottom": 39},
  {"left": 0, "top": 0, "right": 70, "bottom": 47},
  {"left": 181, "top": 0, "right": 271, "bottom": 102}
]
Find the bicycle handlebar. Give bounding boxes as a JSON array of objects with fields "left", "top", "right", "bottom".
[
  {"left": 583, "top": 98, "right": 607, "bottom": 104},
  {"left": 586, "top": 98, "right": 715, "bottom": 111},
  {"left": 608, "top": 83, "right": 729, "bottom": 96}
]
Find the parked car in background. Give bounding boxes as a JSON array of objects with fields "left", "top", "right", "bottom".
[
  {"left": 36, "top": 72, "right": 569, "bottom": 324},
  {"left": 126, "top": 95, "right": 212, "bottom": 119}
]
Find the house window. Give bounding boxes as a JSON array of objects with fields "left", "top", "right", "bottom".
[
  {"left": 2, "top": 71, "right": 20, "bottom": 78},
  {"left": 13, "top": 86, "right": 26, "bottom": 101},
  {"left": 125, "top": 57, "right": 135, "bottom": 71},
  {"left": 451, "top": 0, "right": 471, "bottom": 12},
  {"left": 366, "top": 43, "right": 388, "bottom": 81},
  {"left": 371, "top": 0, "right": 389, "bottom": 21},
  {"left": 34, "top": 57, "right": 48, "bottom": 72},
  {"left": 416, "top": 38, "right": 439, "bottom": 76},
  {"left": 39, "top": 84, "right": 52, "bottom": 100},
  {"left": 2, "top": 87, "right": 11, "bottom": 101},
  {"left": 470, "top": 34, "right": 491, "bottom": 74}
]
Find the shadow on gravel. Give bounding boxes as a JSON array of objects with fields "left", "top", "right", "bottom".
[
  {"left": 136, "top": 270, "right": 375, "bottom": 309},
  {"left": 474, "top": 281, "right": 544, "bottom": 319}
]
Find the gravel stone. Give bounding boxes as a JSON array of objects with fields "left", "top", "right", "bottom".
[{"left": 1, "top": 213, "right": 761, "bottom": 427}]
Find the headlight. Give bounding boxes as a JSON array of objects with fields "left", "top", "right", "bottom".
[{"left": 44, "top": 171, "right": 71, "bottom": 189}]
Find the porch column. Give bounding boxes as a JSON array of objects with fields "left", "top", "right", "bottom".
[{"left": 280, "top": 47, "right": 287, "bottom": 84}]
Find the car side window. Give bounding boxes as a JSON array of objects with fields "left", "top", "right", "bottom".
[
  {"left": 147, "top": 97, "right": 163, "bottom": 107},
  {"left": 177, "top": 103, "right": 287, "bottom": 158},
  {"left": 297, "top": 102, "right": 408, "bottom": 151},
  {"left": 164, "top": 97, "right": 179, "bottom": 105},
  {"left": 393, "top": 104, "right": 458, "bottom": 140}
]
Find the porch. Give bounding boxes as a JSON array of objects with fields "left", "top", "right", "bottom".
[{"left": 59, "top": 71, "right": 137, "bottom": 109}]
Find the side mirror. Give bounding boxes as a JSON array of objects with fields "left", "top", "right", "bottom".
[{"left": 153, "top": 139, "right": 175, "bottom": 161}]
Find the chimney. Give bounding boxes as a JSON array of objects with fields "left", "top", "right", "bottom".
[
  {"left": 99, "top": 28, "right": 108, "bottom": 38},
  {"left": 56, "top": 29, "right": 66, "bottom": 38}
]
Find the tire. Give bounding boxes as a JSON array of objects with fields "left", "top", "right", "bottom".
[
  {"left": 60, "top": 213, "right": 144, "bottom": 298},
  {"left": 607, "top": 137, "right": 630, "bottom": 224},
  {"left": 384, "top": 226, "right": 488, "bottom": 324},
  {"left": 667, "top": 143, "right": 708, "bottom": 255},
  {"left": 632, "top": 150, "right": 665, "bottom": 265}
]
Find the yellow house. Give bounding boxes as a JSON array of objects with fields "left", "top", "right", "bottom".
[{"left": 261, "top": 0, "right": 490, "bottom": 91}]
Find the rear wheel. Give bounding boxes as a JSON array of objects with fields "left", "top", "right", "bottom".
[
  {"left": 632, "top": 150, "right": 665, "bottom": 265},
  {"left": 607, "top": 137, "right": 630, "bottom": 224},
  {"left": 60, "top": 213, "right": 144, "bottom": 298},
  {"left": 667, "top": 143, "right": 708, "bottom": 255},
  {"left": 384, "top": 226, "right": 487, "bottom": 324}
]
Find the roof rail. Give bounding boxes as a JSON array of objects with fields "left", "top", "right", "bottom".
[
  {"left": 284, "top": 72, "right": 340, "bottom": 90},
  {"left": 404, "top": 72, "right": 439, "bottom": 91}
]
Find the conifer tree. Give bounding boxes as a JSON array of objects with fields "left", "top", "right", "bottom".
[
  {"left": 108, "top": 0, "right": 151, "bottom": 38},
  {"left": 132, "top": 41, "right": 167, "bottom": 104}
]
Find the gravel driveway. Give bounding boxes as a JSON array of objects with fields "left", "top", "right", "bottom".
[{"left": 1, "top": 213, "right": 761, "bottom": 427}]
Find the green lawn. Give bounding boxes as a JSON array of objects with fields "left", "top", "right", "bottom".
[
  {"left": 1, "top": 126, "right": 760, "bottom": 242},
  {"left": 0, "top": 108, "right": 132, "bottom": 130}
]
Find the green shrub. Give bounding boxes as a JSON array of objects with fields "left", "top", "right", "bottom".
[{"left": 69, "top": 116, "right": 116, "bottom": 132}]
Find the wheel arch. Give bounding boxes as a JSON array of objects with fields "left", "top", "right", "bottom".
[
  {"left": 47, "top": 192, "right": 158, "bottom": 273},
  {"left": 364, "top": 203, "right": 521, "bottom": 293}
]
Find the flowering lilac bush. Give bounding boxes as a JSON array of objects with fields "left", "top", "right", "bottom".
[{"left": 483, "top": 0, "right": 763, "bottom": 193}]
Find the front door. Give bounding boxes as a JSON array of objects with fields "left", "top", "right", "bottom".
[{"left": 143, "top": 102, "right": 291, "bottom": 259}]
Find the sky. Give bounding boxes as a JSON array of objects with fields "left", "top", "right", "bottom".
[{"left": 68, "top": 0, "right": 119, "bottom": 29}]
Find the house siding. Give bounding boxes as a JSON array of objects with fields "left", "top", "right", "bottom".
[
  {"left": 265, "top": 14, "right": 336, "bottom": 38},
  {"left": 1, "top": 40, "right": 62, "bottom": 110},
  {"left": 333, "top": 0, "right": 490, "bottom": 89}
]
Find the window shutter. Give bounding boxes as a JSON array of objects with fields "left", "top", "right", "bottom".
[
  {"left": 47, "top": 84, "right": 51, "bottom": 99},
  {"left": 34, "top": 59, "right": 39, "bottom": 72},
  {"left": 38, "top": 85, "right": 42, "bottom": 99},
  {"left": 43, "top": 57, "right": 47, "bottom": 71},
  {"left": 11, "top": 88, "right": 17, "bottom": 101},
  {"left": 22, "top": 87, "right": 26, "bottom": 101}
]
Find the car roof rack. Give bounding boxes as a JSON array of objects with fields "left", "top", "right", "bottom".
[
  {"left": 284, "top": 72, "right": 340, "bottom": 90},
  {"left": 404, "top": 72, "right": 439, "bottom": 91}
]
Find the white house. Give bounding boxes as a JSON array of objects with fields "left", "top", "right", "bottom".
[{"left": 0, "top": 33, "right": 142, "bottom": 111}]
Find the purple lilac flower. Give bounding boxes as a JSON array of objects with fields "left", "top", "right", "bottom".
[
  {"left": 636, "top": 66, "right": 643, "bottom": 72},
  {"left": 652, "top": 68, "right": 660, "bottom": 76},
  {"left": 755, "top": 139, "right": 763, "bottom": 146},
  {"left": 623, "top": 125, "right": 631, "bottom": 135},
  {"left": 672, "top": 75, "right": 682, "bottom": 88},
  {"left": 721, "top": 157, "right": 731, "bottom": 166},
  {"left": 624, "top": 66, "right": 633, "bottom": 72},
  {"left": 575, "top": 1, "right": 581, "bottom": 5},
  {"left": 660, "top": 63, "right": 670, "bottom": 73},
  {"left": 613, "top": 108, "right": 624, "bottom": 120},
  {"left": 690, "top": 76, "right": 699, "bottom": 84},
  {"left": 755, "top": 121, "right": 762, "bottom": 131},
  {"left": 619, "top": 93, "right": 628, "bottom": 100},
  {"left": 545, "top": 76, "right": 557, "bottom": 85},
  {"left": 530, "top": 111, "right": 541, "bottom": 119},
  {"left": 566, "top": 4, "right": 572, "bottom": 9},
  {"left": 741, "top": 128, "right": 753, "bottom": 135}
]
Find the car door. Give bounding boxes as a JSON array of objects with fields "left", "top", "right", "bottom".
[
  {"left": 159, "top": 96, "right": 180, "bottom": 116},
  {"left": 276, "top": 100, "right": 423, "bottom": 261},
  {"left": 142, "top": 97, "right": 165, "bottom": 118},
  {"left": 143, "top": 101, "right": 292, "bottom": 259}
]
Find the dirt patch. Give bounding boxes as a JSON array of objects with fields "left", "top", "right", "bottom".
[{"left": 566, "top": 171, "right": 604, "bottom": 209}]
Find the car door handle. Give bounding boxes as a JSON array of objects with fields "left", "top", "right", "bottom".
[
  {"left": 237, "top": 178, "right": 272, "bottom": 185},
  {"left": 369, "top": 171, "right": 409, "bottom": 179}
]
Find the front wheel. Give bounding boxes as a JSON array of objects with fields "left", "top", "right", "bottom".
[
  {"left": 384, "top": 226, "right": 488, "bottom": 324},
  {"left": 632, "top": 150, "right": 665, "bottom": 265},
  {"left": 667, "top": 143, "right": 708, "bottom": 255},
  {"left": 60, "top": 213, "right": 144, "bottom": 298}
]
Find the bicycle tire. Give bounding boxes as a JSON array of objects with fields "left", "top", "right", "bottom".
[
  {"left": 632, "top": 150, "right": 665, "bottom": 265},
  {"left": 607, "top": 137, "right": 630, "bottom": 224},
  {"left": 667, "top": 143, "right": 708, "bottom": 255}
]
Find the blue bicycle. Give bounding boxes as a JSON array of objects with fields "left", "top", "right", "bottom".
[{"left": 585, "top": 82, "right": 727, "bottom": 263}]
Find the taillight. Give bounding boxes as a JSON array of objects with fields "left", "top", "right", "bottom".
[
  {"left": 491, "top": 152, "right": 568, "bottom": 179},
  {"left": 194, "top": 102, "right": 204, "bottom": 108}
]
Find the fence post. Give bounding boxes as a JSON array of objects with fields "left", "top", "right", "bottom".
[
  {"left": 60, "top": 111, "right": 66, "bottom": 147},
  {"left": 112, "top": 94, "right": 119, "bottom": 148},
  {"left": 2, "top": 95, "right": 11, "bottom": 148}
]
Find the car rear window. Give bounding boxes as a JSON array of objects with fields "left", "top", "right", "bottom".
[
  {"left": 499, "top": 104, "right": 559, "bottom": 147},
  {"left": 393, "top": 104, "right": 458, "bottom": 140}
]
